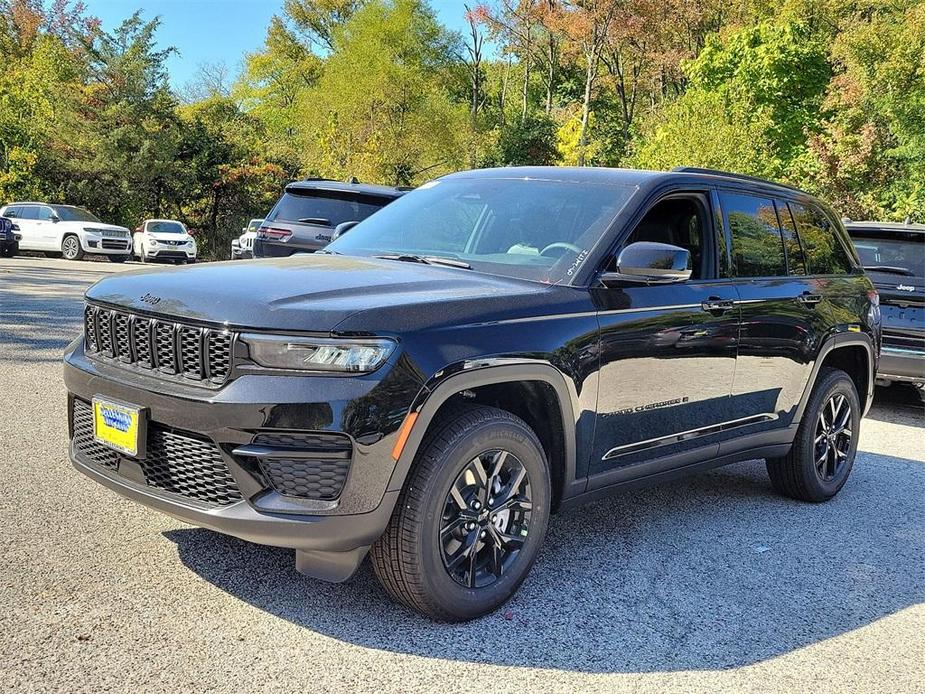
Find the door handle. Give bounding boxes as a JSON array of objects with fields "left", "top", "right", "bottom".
[
  {"left": 797, "top": 292, "right": 823, "bottom": 306},
  {"left": 701, "top": 297, "right": 735, "bottom": 314}
]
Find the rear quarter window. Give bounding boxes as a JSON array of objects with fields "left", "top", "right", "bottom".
[{"left": 789, "top": 202, "right": 854, "bottom": 275}]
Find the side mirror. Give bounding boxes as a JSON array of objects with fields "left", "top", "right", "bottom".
[
  {"left": 332, "top": 220, "right": 359, "bottom": 241},
  {"left": 50, "top": 214, "right": 60, "bottom": 223},
  {"left": 600, "top": 241, "right": 692, "bottom": 286}
]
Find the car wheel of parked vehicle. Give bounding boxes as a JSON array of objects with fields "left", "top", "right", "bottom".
[
  {"left": 766, "top": 367, "right": 860, "bottom": 503},
  {"left": 61, "top": 234, "right": 84, "bottom": 261},
  {"left": 108, "top": 254, "right": 129, "bottom": 263},
  {"left": 371, "top": 405, "right": 550, "bottom": 622},
  {"left": 0, "top": 243, "right": 16, "bottom": 258}
]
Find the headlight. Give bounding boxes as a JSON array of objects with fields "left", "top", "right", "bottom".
[
  {"left": 241, "top": 334, "right": 396, "bottom": 373},
  {"left": 83, "top": 227, "right": 101, "bottom": 234}
]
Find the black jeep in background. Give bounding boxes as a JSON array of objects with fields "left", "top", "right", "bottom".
[
  {"left": 0, "top": 215, "right": 20, "bottom": 257},
  {"left": 253, "top": 178, "right": 406, "bottom": 257},
  {"left": 65, "top": 166, "right": 879, "bottom": 621},
  {"left": 846, "top": 221, "right": 924, "bottom": 401}
]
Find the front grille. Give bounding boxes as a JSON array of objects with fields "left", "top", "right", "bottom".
[
  {"left": 101, "top": 239, "right": 129, "bottom": 250},
  {"left": 71, "top": 399, "right": 242, "bottom": 507},
  {"left": 247, "top": 431, "right": 353, "bottom": 500},
  {"left": 84, "top": 303, "right": 234, "bottom": 385}
]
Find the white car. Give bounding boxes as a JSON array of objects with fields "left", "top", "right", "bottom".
[
  {"left": 132, "top": 219, "right": 197, "bottom": 264},
  {"left": 0, "top": 202, "right": 132, "bottom": 262},
  {"left": 231, "top": 218, "right": 263, "bottom": 259}
]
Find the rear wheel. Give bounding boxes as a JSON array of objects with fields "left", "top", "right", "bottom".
[
  {"left": 371, "top": 405, "right": 551, "bottom": 622},
  {"left": 61, "top": 234, "right": 84, "bottom": 261},
  {"left": 766, "top": 367, "right": 860, "bottom": 502}
]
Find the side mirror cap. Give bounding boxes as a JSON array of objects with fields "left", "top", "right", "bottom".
[
  {"left": 50, "top": 215, "right": 60, "bottom": 223},
  {"left": 600, "top": 241, "right": 692, "bottom": 286},
  {"left": 332, "top": 220, "right": 359, "bottom": 241}
]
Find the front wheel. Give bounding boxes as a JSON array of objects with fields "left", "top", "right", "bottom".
[
  {"left": 0, "top": 243, "right": 16, "bottom": 258},
  {"left": 61, "top": 234, "right": 84, "bottom": 261},
  {"left": 766, "top": 367, "right": 860, "bottom": 502},
  {"left": 371, "top": 405, "right": 551, "bottom": 622}
]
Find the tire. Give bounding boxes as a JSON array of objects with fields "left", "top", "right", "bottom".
[
  {"left": 108, "top": 254, "right": 129, "bottom": 263},
  {"left": 766, "top": 367, "right": 860, "bottom": 502},
  {"left": 0, "top": 243, "right": 16, "bottom": 258},
  {"left": 61, "top": 234, "right": 84, "bottom": 261},
  {"left": 371, "top": 405, "right": 551, "bottom": 622}
]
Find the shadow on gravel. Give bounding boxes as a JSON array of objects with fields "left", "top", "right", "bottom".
[{"left": 166, "top": 446, "right": 925, "bottom": 673}]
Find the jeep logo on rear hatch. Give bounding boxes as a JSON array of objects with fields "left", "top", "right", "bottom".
[{"left": 140, "top": 293, "right": 162, "bottom": 305}]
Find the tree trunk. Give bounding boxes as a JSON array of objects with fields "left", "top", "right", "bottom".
[{"left": 577, "top": 58, "right": 595, "bottom": 167}]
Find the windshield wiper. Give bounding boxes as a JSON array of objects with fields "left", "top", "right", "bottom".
[
  {"left": 864, "top": 265, "right": 915, "bottom": 276},
  {"left": 298, "top": 217, "right": 332, "bottom": 226},
  {"left": 315, "top": 248, "right": 341, "bottom": 255},
  {"left": 374, "top": 254, "right": 472, "bottom": 269}
]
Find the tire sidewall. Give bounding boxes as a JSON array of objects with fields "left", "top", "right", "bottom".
[
  {"left": 415, "top": 416, "right": 551, "bottom": 620},
  {"left": 800, "top": 372, "right": 860, "bottom": 498},
  {"left": 62, "top": 235, "right": 81, "bottom": 260}
]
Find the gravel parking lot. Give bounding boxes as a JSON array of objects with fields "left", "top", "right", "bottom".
[{"left": 2, "top": 254, "right": 923, "bottom": 693}]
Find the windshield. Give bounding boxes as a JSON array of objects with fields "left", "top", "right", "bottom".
[
  {"left": 850, "top": 231, "right": 924, "bottom": 278},
  {"left": 265, "top": 189, "right": 394, "bottom": 228},
  {"left": 147, "top": 220, "right": 185, "bottom": 234},
  {"left": 53, "top": 206, "right": 101, "bottom": 223},
  {"left": 326, "top": 177, "right": 636, "bottom": 284}
]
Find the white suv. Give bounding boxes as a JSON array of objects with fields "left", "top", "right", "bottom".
[
  {"left": 0, "top": 202, "right": 131, "bottom": 262},
  {"left": 132, "top": 219, "right": 197, "bottom": 264}
]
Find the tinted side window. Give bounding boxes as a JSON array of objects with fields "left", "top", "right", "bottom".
[
  {"left": 789, "top": 202, "right": 853, "bottom": 275},
  {"left": 3, "top": 206, "right": 21, "bottom": 218},
  {"left": 19, "top": 206, "right": 40, "bottom": 220},
  {"left": 721, "top": 192, "right": 786, "bottom": 277},
  {"left": 776, "top": 201, "right": 807, "bottom": 275},
  {"left": 36, "top": 206, "right": 54, "bottom": 221}
]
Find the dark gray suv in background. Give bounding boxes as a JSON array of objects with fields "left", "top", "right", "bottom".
[
  {"left": 846, "top": 221, "right": 924, "bottom": 400},
  {"left": 253, "top": 179, "right": 406, "bottom": 257}
]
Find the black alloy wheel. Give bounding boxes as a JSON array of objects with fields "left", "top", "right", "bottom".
[
  {"left": 439, "top": 449, "right": 533, "bottom": 589},
  {"left": 814, "top": 393, "right": 852, "bottom": 482}
]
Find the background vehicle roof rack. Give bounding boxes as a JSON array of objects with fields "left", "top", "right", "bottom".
[{"left": 671, "top": 166, "right": 806, "bottom": 193}]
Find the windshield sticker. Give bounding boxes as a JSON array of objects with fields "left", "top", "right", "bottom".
[{"left": 565, "top": 249, "right": 590, "bottom": 278}]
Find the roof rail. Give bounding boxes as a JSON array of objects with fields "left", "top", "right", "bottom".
[{"left": 671, "top": 166, "right": 806, "bottom": 194}]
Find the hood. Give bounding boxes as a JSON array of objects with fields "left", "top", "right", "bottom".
[
  {"left": 76, "top": 222, "right": 129, "bottom": 233},
  {"left": 146, "top": 231, "right": 192, "bottom": 242},
  {"left": 84, "top": 254, "right": 588, "bottom": 333}
]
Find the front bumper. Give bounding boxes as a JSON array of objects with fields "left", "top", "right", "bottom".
[
  {"left": 85, "top": 238, "right": 132, "bottom": 255},
  {"left": 144, "top": 246, "right": 197, "bottom": 260},
  {"left": 64, "top": 340, "right": 407, "bottom": 581}
]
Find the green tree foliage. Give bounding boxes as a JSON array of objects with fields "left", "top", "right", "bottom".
[
  {"left": 298, "top": 0, "right": 467, "bottom": 185},
  {"left": 631, "top": 20, "right": 830, "bottom": 179}
]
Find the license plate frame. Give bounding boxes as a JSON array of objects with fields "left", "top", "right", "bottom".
[{"left": 92, "top": 397, "right": 146, "bottom": 458}]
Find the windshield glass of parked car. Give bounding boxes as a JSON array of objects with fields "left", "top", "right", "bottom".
[
  {"left": 53, "top": 206, "right": 101, "bottom": 223},
  {"left": 147, "top": 221, "right": 185, "bottom": 234},
  {"left": 851, "top": 231, "right": 924, "bottom": 278},
  {"left": 326, "top": 177, "right": 635, "bottom": 284},
  {"left": 265, "top": 190, "right": 394, "bottom": 228}
]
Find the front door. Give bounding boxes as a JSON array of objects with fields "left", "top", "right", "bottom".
[{"left": 589, "top": 192, "right": 739, "bottom": 479}]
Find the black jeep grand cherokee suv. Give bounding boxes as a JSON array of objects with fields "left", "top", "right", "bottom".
[{"left": 65, "top": 167, "right": 879, "bottom": 621}]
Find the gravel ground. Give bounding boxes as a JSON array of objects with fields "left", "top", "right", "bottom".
[{"left": 1, "top": 255, "right": 923, "bottom": 694}]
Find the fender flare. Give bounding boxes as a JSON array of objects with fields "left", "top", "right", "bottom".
[
  {"left": 794, "top": 332, "right": 876, "bottom": 424},
  {"left": 385, "top": 362, "right": 582, "bottom": 500}
]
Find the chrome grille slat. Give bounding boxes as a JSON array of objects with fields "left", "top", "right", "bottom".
[{"left": 83, "top": 304, "right": 234, "bottom": 385}]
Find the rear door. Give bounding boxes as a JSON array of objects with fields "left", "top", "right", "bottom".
[
  {"left": 12, "top": 205, "right": 43, "bottom": 250},
  {"left": 34, "top": 205, "right": 57, "bottom": 247},
  {"left": 720, "top": 191, "right": 818, "bottom": 438}
]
